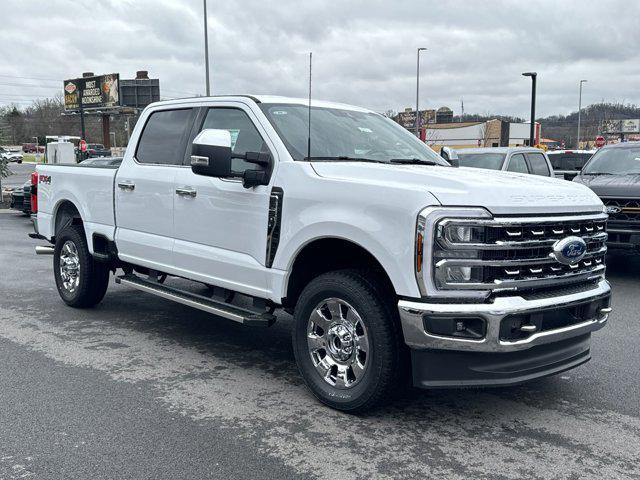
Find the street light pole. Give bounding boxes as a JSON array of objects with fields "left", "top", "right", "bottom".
[
  {"left": 522, "top": 72, "right": 537, "bottom": 147},
  {"left": 203, "top": 0, "right": 211, "bottom": 96},
  {"left": 415, "top": 47, "right": 427, "bottom": 137},
  {"left": 577, "top": 79, "right": 587, "bottom": 149}
]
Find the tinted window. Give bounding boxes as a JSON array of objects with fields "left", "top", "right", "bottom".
[
  {"left": 456, "top": 153, "right": 506, "bottom": 170},
  {"left": 507, "top": 153, "right": 529, "bottom": 173},
  {"left": 528, "top": 153, "right": 551, "bottom": 176},
  {"left": 201, "top": 108, "right": 269, "bottom": 174},
  {"left": 548, "top": 152, "right": 592, "bottom": 170},
  {"left": 136, "top": 109, "right": 193, "bottom": 165}
]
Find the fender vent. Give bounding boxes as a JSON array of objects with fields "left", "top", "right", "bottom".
[{"left": 266, "top": 187, "right": 283, "bottom": 268}]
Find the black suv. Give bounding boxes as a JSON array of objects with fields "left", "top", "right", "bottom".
[{"left": 574, "top": 142, "right": 640, "bottom": 252}]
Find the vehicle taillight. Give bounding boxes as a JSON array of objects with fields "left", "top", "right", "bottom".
[{"left": 30, "top": 171, "right": 38, "bottom": 214}]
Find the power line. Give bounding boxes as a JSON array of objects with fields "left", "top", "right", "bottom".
[
  {"left": 0, "top": 74, "right": 61, "bottom": 83},
  {"left": 0, "top": 82, "right": 61, "bottom": 89}
]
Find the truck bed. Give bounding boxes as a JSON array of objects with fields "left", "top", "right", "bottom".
[{"left": 36, "top": 163, "right": 119, "bottom": 248}]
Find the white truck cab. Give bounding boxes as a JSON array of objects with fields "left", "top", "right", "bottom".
[{"left": 33, "top": 95, "right": 612, "bottom": 411}]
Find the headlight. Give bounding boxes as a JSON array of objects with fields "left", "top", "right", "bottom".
[{"left": 441, "top": 224, "right": 486, "bottom": 244}]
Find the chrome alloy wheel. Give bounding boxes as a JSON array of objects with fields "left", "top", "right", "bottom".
[
  {"left": 307, "top": 298, "right": 369, "bottom": 389},
  {"left": 59, "top": 240, "right": 81, "bottom": 294}
]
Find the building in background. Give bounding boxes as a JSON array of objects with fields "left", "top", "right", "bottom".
[{"left": 422, "top": 119, "right": 540, "bottom": 152}]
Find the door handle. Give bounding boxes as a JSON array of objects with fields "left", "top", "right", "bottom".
[
  {"left": 175, "top": 187, "right": 197, "bottom": 197},
  {"left": 118, "top": 181, "right": 135, "bottom": 191}
]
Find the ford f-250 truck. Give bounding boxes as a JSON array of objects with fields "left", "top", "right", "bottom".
[{"left": 33, "top": 95, "right": 612, "bottom": 412}]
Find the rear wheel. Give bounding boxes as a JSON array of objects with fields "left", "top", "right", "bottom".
[
  {"left": 292, "top": 269, "right": 403, "bottom": 412},
  {"left": 54, "top": 224, "right": 109, "bottom": 308}
]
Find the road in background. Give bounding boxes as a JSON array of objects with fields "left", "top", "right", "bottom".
[
  {"left": 0, "top": 212, "right": 639, "bottom": 479},
  {"left": 2, "top": 162, "right": 36, "bottom": 189}
]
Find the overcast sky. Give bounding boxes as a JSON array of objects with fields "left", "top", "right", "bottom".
[{"left": 1, "top": 0, "right": 638, "bottom": 118}]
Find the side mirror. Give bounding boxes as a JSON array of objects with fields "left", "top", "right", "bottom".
[
  {"left": 440, "top": 146, "right": 459, "bottom": 167},
  {"left": 191, "top": 129, "right": 233, "bottom": 177}
]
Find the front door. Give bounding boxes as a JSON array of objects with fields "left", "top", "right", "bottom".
[
  {"left": 115, "top": 107, "right": 195, "bottom": 270},
  {"left": 172, "top": 104, "right": 275, "bottom": 298}
]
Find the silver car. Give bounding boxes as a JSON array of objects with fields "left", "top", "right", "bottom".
[{"left": 452, "top": 147, "right": 554, "bottom": 177}]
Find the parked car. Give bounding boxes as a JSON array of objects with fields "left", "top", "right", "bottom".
[
  {"left": 9, "top": 180, "right": 31, "bottom": 214},
  {"left": 86, "top": 143, "right": 112, "bottom": 158},
  {"left": 454, "top": 147, "right": 555, "bottom": 177},
  {"left": 0, "top": 146, "right": 23, "bottom": 163},
  {"left": 547, "top": 150, "right": 595, "bottom": 181},
  {"left": 573, "top": 142, "right": 640, "bottom": 253},
  {"left": 33, "top": 95, "right": 611, "bottom": 412},
  {"left": 22, "top": 143, "right": 44, "bottom": 153}
]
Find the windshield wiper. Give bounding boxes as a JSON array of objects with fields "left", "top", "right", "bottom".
[
  {"left": 305, "top": 156, "right": 386, "bottom": 163},
  {"left": 389, "top": 158, "right": 441, "bottom": 166},
  {"left": 585, "top": 172, "right": 612, "bottom": 176}
]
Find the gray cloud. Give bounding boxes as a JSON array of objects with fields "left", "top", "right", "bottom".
[{"left": 0, "top": 0, "right": 638, "bottom": 117}]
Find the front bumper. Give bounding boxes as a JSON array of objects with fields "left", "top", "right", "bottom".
[
  {"left": 399, "top": 279, "right": 611, "bottom": 353},
  {"left": 399, "top": 279, "right": 611, "bottom": 388}
]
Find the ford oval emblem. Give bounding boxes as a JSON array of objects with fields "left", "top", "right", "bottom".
[
  {"left": 551, "top": 236, "right": 587, "bottom": 265},
  {"left": 606, "top": 206, "right": 621, "bottom": 214}
]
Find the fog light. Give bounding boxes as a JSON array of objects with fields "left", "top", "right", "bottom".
[{"left": 423, "top": 315, "right": 486, "bottom": 339}]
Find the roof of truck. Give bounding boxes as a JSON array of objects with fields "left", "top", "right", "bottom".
[{"left": 151, "top": 95, "right": 375, "bottom": 114}]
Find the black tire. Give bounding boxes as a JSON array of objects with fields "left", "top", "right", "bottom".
[
  {"left": 53, "top": 224, "right": 109, "bottom": 308},
  {"left": 292, "top": 269, "right": 404, "bottom": 412}
]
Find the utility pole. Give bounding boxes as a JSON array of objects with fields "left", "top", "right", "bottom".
[
  {"left": 577, "top": 79, "right": 587, "bottom": 149},
  {"left": 415, "top": 47, "right": 427, "bottom": 137},
  {"left": 203, "top": 0, "right": 211, "bottom": 96},
  {"left": 522, "top": 72, "right": 537, "bottom": 147}
]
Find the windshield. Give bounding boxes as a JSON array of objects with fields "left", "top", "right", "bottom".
[
  {"left": 456, "top": 153, "right": 506, "bottom": 170},
  {"left": 258, "top": 103, "right": 448, "bottom": 165},
  {"left": 582, "top": 147, "right": 640, "bottom": 175}
]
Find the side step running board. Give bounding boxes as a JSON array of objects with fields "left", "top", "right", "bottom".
[{"left": 115, "top": 274, "right": 276, "bottom": 327}]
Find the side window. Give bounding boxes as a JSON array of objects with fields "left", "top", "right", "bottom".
[
  {"left": 200, "top": 108, "right": 269, "bottom": 175},
  {"left": 136, "top": 109, "right": 193, "bottom": 165},
  {"left": 507, "top": 153, "right": 529, "bottom": 173},
  {"left": 528, "top": 153, "right": 551, "bottom": 176}
]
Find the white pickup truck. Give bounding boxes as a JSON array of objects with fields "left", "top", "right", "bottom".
[{"left": 33, "top": 95, "right": 612, "bottom": 412}]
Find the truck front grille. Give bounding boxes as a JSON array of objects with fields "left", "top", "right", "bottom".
[
  {"left": 603, "top": 198, "right": 640, "bottom": 229},
  {"left": 433, "top": 213, "right": 608, "bottom": 293}
]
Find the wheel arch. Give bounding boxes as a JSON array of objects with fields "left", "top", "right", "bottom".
[{"left": 282, "top": 237, "right": 397, "bottom": 310}]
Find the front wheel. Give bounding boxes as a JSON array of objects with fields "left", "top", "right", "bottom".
[
  {"left": 292, "top": 269, "right": 403, "bottom": 412},
  {"left": 53, "top": 224, "right": 110, "bottom": 308}
]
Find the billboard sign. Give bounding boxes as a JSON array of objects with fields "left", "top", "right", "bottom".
[
  {"left": 63, "top": 73, "right": 120, "bottom": 111},
  {"left": 602, "top": 119, "right": 640, "bottom": 134},
  {"left": 395, "top": 109, "right": 436, "bottom": 129}
]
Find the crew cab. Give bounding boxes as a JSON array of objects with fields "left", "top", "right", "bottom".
[
  {"left": 574, "top": 142, "right": 640, "bottom": 253},
  {"left": 455, "top": 147, "right": 555, "bottom": 177},
  {"left": 33, "top": 95, "right": 612, "bottom": 412}
]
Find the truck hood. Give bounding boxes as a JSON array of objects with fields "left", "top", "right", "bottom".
[
  {"left": 311, "top": 162, "right": 604, "bottom": 215},
  {"left": 574, "top": 174, "right": 640, "bottom": 198}
]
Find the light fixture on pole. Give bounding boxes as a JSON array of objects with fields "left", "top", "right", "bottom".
[
  {"left": 415, "top": 47, "right": 427, "bottom": 137},
  {"left": 522, "top": 72, "right": 537, "bottom": 147},
  {"left": 203, "top": 0, "right": 211, "bottom": 96},
  {"left": 577, "top": 79, "right": 587, "bottom": 149}
]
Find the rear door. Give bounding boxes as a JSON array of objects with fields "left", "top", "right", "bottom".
[
  {"left": 115, "top": 107, "right": 196, "bottom": 270},
  {"left": 526, "top": 152, "right": 553, "bottom": 177},
  {"left": 506, "top": 153, "right": 530, "bottom": 174}
]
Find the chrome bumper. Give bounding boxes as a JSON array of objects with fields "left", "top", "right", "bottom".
[{"left": 399, "top": 279, "right": 611, "bottom": 353}]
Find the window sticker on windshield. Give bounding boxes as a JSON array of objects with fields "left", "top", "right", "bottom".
[
  {"left": 228, "top": 129, "right": 240, "bottom": 150},
  {"left": 272, "top": 110, "right": 288, "bottom": 115},
  {"left": 358, "top": 127, "right": 373, "bottom": 133}
]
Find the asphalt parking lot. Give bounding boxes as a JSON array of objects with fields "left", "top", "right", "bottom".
[
  {"left": 1, "top": 209, "right": 639, "bottom": 479},
  {"left": 1, "top": 162, "right": 36, "bottom": 190}
]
